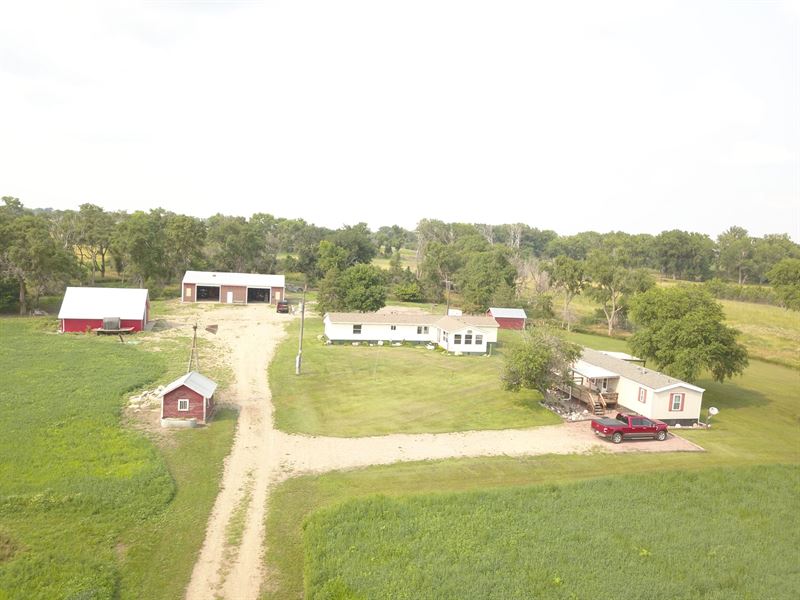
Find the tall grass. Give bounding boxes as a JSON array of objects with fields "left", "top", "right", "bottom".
[
  {"left": 0, "top": 319, "right": 236, "bottom": 599},
  {"left": 304, "top": 465, "right": 799, "bottom": 599}
]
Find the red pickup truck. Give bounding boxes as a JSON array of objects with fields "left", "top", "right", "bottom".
[{"left": 591, "top": 413, "right": 669, "bottom": 444}]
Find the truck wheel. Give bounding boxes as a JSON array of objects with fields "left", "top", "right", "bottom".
[
  {"left": 656, "top": 430, "right": 667, "bottom": 441},
  {"left": 612, "top": 432, "right": 623, "bottom": 444}
]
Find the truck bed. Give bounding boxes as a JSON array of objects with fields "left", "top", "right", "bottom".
[{"left": 592, "top": 418, "right": 621, "bottom": 427}]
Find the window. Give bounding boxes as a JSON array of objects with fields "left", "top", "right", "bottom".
[
  {"left": 475, "top": 334, "right": 483, "bottom": 345},
  {"left": 353, "top": 324, "right": 362, "bottom": 334},
  {"left": 632, "top": 418, "right": 643, "bottom": 426},
  {"left": 390, "top": 325, "right": 397, "bottom": 331},
  {"left": 454, "top": 334, "right": 462, "bottom": 344},
  {"left": 417, "top": 326, "right": 429, "bottom": 334},
  {"left": 464, "top": 334, "right": 472, "bottom": 345},
  {"left": 670, "top": 393, "right": 685, "bottom": 411},
  {"left": 178, "top": 399, "right": 189, "bottom": 412},
  {"left": 638, "top": 388, "right": 647, "bottom": 403},
  {"left": 443, "top": 332, "right": 448, "bottom": 343}
]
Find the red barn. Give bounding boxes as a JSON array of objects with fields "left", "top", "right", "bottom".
[
  {"left": 58, "top": 287, "right": 150, "bottom": 333},
  {"left": 486, "top": 307, "right": 527, "bottom": 330},
  {"left": 160, "top": 371, "right": 218, "bottom": 425}
]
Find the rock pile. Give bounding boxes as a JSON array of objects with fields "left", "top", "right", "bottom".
[{"left": 128, "top": 386, "right": 164, "bottom": 411}]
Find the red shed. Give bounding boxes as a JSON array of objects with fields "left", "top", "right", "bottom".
[
  {"left": 58, "top": 287, "right": 150, "bottom": 333},
  {"left": 486, "top": 307, "right": 527, "bottom": 330},
  {"left": 160, "top": 371, "right": 218, "bottom": 425}
]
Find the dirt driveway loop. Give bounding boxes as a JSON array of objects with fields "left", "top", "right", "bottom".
[{"left": 183, "top": 305, "right": 702, "bottom": 600}]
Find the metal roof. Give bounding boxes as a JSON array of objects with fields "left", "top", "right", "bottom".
[
  {"left": 572, "top": 359, "right": 619, "bottom": 379},
  {"left": 598, "top": 350, "right": 641, "bottom": 361},
  {"left": 579, "top": 348, "right": 704, "bottom": 393},
  {"left": 435, "top": 315, "right": 499, "bottom": 332},
  {"left": 325, "top": 312, "right": 439, "bottom": 325},
  {"left": 324, "top": 312, "right": 499, "bottom": 331},
  {"left": 160, "top": 371, "right": 218, "bottom": 399},
  {"left": 58, "top": 287, "right": 149, "bottom": 320},
  {"left": 182, "top": 270, "right": 285, "bottom": 288},
  {"left": 488, "top": 307, "right": 528, "bottom": 319}
]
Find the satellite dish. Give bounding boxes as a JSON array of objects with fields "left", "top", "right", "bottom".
[{"left": 708, "top": 407, "right": 719, "bottom": 416}]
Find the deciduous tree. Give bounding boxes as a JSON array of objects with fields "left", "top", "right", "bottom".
[
  {"left": 767, "top": 258, "right": 800, "bottom": 310},
  {"left": 586, "top": 251, "right": 654, "bottom": 336},
  {"left": 546, "top": 256, "right": 586, "bottom": 331},
  {"left": 629, "top": 286, "right": 749, "bottom": 382},
  {"left": 501, "top": 327, "right": 582, "bottom": 397}
]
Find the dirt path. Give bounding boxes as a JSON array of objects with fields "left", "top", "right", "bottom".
[
  {"left": 185, "top": 305, "right": 289, "bottom": 600},
  {"left": 184, "top": 305, "right": 702, "bottom": 600}
]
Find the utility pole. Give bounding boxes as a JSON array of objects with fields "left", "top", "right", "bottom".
[
  {"left": 443, "top": 277, "right": 452, "bottom": 315},
  {"left": 295, "top": 284, "right": 307, "bottom": 375},
  {"left": 188, "top": 323, "right": 200, "bottom": 372}
]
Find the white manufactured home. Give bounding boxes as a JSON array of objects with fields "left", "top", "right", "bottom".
[
  {"left": 323, "top": 312, "right": 499, "bottom": 354},
  {"left": 569, "top": 348, "right": 705, "bottom": 426}
]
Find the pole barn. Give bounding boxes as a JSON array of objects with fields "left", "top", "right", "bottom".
[
  {"left": 58, "top": 287, "right": 150, "bottom": 333},
  {"left": 181, "top": 271, "right": 285, "bottom": 305}
]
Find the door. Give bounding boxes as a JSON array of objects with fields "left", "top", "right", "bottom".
[
  {"left": 600, "top": 378, "right": 608, "bottom": 393},
  {"left": 226, "top": 291, "right": 233, "bottom": 304}
]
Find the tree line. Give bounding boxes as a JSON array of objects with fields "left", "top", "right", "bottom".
[{"left": 1, "top": 196, "right": 798, "bottom": 318}]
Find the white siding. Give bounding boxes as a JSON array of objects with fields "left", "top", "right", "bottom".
[
  {"left": 651, "top": 387, "right": 703, "bottom": 421},
  {"left": 615, "top": 377, "right": 702, "bottom": 422},
  {"left": 324, "top": 318, "right": 432, "bottom": 343},
  {"left": 615, "top": 376, "right": 655, "bottom": 419},
  {"left": 437, "top": 326, "right": 489, "bottom": 353}
]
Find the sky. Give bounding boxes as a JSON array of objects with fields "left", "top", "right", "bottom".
[{"left": 0, "top": 0, "right": 798, "bottom": 240}]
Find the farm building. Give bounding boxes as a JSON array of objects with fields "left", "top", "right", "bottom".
[
  {"left": 160, "top": 371, "right": 218, "bottom": 425},
  {"left": 181, "top": 271, "right": 285, "bottom": 305},
  {"left": 565, "top": 348, "right": 705, "bottom": 426},
  {"left": 486, "top": 307, "right": 527, "bottom": 329},
  {"left": 323, "top": 312, "right": 500, "bottom": 354},
  {"left": 58, "top": 287, "right": 150, "bottom": 333}
]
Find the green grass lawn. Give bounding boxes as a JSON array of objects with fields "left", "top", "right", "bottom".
[
  {"left": 263, "top": 328, "right": 800, "bottom": 598},
  {"left": 270, "top": 319, "right": 559, "bottom": 436},
  {"left": 0, "top": 319, "right": 236, "bottom": 599},
  {"left": 303, "top": 465, "right": 798, "bottom": 599}
]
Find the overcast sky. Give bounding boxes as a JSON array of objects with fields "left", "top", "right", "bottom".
[{"left": 1, "top": 0, "right": 798, "bottom": 239}]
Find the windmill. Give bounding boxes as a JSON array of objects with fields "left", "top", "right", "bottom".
[{"left": 188, "top": 322, "right": 218, "bottom": 373}]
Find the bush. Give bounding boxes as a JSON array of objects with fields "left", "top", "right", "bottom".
[{"left": 703, "top": 278, "right": 779, "bottom": 306}]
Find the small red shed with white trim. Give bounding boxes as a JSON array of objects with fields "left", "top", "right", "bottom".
[
  {"left": 487, "top": 307, "right": 527, "bottom": 330},
  {"left": 160, "top": 371, "right": 218, "bottom": 425}
]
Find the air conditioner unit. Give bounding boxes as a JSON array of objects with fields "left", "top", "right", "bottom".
[{"left": 103, "top": 317, "right": 121, "bottom": 330}]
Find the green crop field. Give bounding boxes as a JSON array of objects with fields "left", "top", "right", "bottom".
[
  {"left": 269, "top": 319, "right": 559, "bottom": 436},
  {"left": 0, "top": 319, "right": 236, "bottom": 599},
  {"left": 303, "top": 465, "right": 798, "bottom": 599},
  {"left": 263, "top": 329, "right": 800, "bottom": 599}
]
